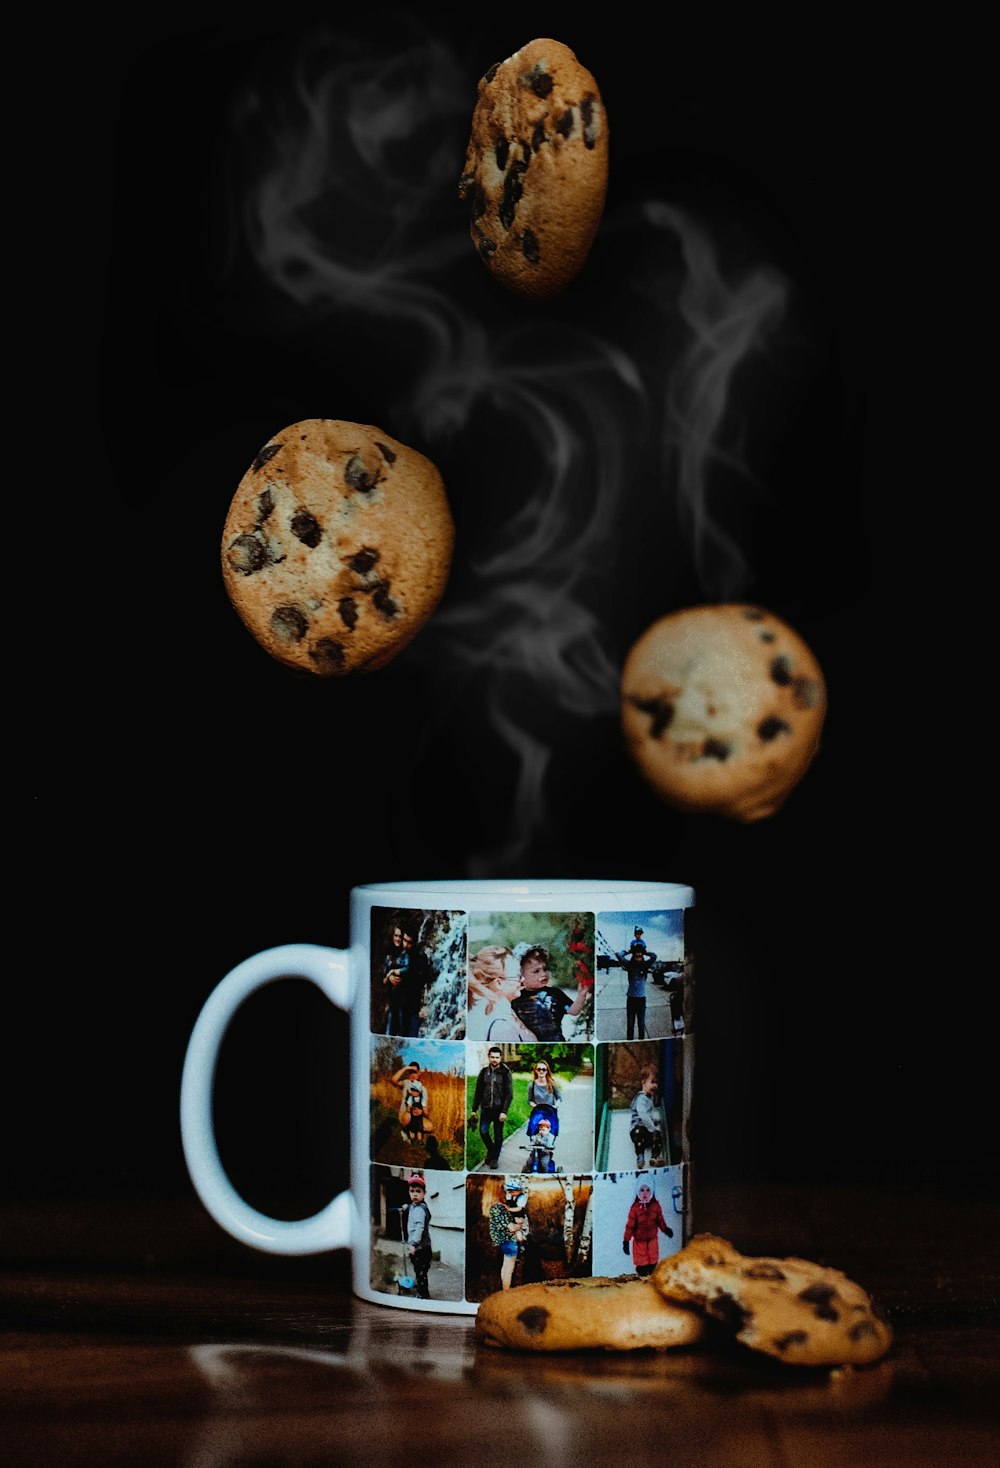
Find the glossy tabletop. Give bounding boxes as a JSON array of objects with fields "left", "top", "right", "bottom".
[{"left": 2, "top": 1183, "right": 997, "bottom": 1467}]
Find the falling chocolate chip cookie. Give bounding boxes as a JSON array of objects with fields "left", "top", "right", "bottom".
[
  {"left": 222, "top": 420, "right": 454, "bottom": 676},
  {"left": 621, "top": 603, "right": 827, "bottom": 821},
  {"left": 651, "top": 1233, "right": 893, "bottom": 1367},
  {"left": 475, "top": 1274, "right": 706, "bottom": 1353},
  {"left": 458, "top": 38, "right": 609, "bottom": 299}
]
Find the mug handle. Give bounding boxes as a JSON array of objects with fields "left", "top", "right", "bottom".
[{"left": 180, "top": 943, "right": 354, "bottom": 1255}]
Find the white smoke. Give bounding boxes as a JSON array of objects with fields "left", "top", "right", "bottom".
[
  {"left": 645, "top": 201, "right": 788, "bottom": 597},
  {"left": 225, "top": 23, "right": 790, "bottom": 871}
]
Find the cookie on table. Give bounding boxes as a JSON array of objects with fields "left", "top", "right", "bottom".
[
  {"left": 621, "top": 603, "right": 827, "bottom": 822},
  {"left": 475, "top": 1274, "right": 705, "bottom": 1352},
  {"left": 651, "top": 1233, "right": 892, "bottom": 1367},
  {"left": 222, "top": 420, "right": 454, "bottom": 676},
  {"left": 458, "top": 38, "right": 609, "bottom": 299}
]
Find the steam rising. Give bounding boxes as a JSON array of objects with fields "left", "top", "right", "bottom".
[
  {"left": 227, "top": 25, "right": 790, "bottom": 871},
  {"left": 646, "top": 201, "right": 788, "bottom": 598}
]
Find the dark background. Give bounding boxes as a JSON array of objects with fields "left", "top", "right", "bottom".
[{"left": 30, "top": 8, "right": 982, "bottom": 1228}]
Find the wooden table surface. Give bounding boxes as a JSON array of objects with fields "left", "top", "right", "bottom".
[{"left": 3, "top": 1183, "right": 998, "bottom": 1466}]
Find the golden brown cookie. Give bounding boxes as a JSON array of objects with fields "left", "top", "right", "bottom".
[
  {"left": 651, "top": 1233, "right": 892, "bottom": 1367},
  {"left": 458, "top": 38, "right": 609, "bottom": 299},
  {"left": 221, "top": 420, "right": 454, "bottom": 675},
  {"left": 475, "top": 1274, "right": 705, "bottom": 1352},
  {"left": 621, "top": 603, "right": 827, "bottom": 821}
]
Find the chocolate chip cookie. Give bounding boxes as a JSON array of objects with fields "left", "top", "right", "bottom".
[
  {"left": 458, "top": 38, "right": 609, "bottom": 299},
  {"left": 651, "top": 1233, "right": 893, "bottom": 1367},
  {"left": 475, "top": 1274, "right": 706, "bottom": 1353},
  {"left": 221, "top": 420, "right": 455, "bottom": 675},
  {"left": 621, "top": 603, "right": 827, "bottom": 821}
]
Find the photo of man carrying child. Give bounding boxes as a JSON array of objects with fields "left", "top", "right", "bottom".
[{"left": 594, "top": 909, "right": 688, "bottom": 1041}]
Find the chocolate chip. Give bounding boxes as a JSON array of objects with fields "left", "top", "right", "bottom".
[
  {"left": 375, "top": 441, "right": 397, "bottom": 464},
  {"left": 770, "top": 654, "right": 793, "bottom": 686},
  {"left": 477, "top": 236, "right": 498, "bottom": 258},
  {"left": 466, "top": 181, "right": 487, "bottom": 221},
  {"left": 522, "top": 229, "right": 540, "bottom": 263},
  {"left": 310, "top": 638, "right": 345, "bottom": 671},
  {"left": 291, "top": 511, "right": 322, "bottom": 547},
  {"left": 458, "top": 171, "right": 475, "bottom": 199},
  {"left": 522, "top": 64, "right": 553, "bottom": 97},
  {"left": 483, "top": 61, "right": 501, "bottom": 83},
  {"left": 581, "top": 94, "right": 600, "bottom": 149},
  {"left": 743, "top": 607, "right": 765, "bottom": 621},
  {"left": 742, "top": 1263, "right": 786, "bottom": 1281},
  {"left": 630, "top": 694, "right": 675, "bottom": 740},
  {"left": 338, "top": 597, "right": 358, "bottom": 630},
  {"left": 520, "top": 139, "right": 532, "bottom": 164},
  {"left": 345, "top": 455, "right": 378, "bottom": 493},
  {"left": 495, "top": 136, "right": 509, "bottom": 170},
  {"left": 531, "top": 121, "right": 545, "bottom": 151},
  {"left": 251, "top": 442, "right": 281, "bottom": 473},
  {"left": 556, "top": 108, "right": 574, "bottom": 137},
  {"left": 703, "top": 738, "right": 731, "bottom": 761},
  {"left": 270, "top": 606, "right": 307, "bottom": 642},
  {"left": 707, "top": 1292, "right": 750, "bottom": 1332},
  {"left": 848, "top": 1318, "right": 880, "bottom": 1342},
  {"left": 516, "top": 1306, "right": 549, "bottom": 1335},
  {"left": 798, "top": 1283, "right": 839, "bottom": 1321},
  {"left": 773, "top": 1330, "right": 809, "bottom": 1351},
  {"left": 256, "top": 488, "right": 275, "bottom": 523},
  {"left": 372, "top": 582, "right": 399, "bottom": 617},
  {"left": 757, "top": 717, "right": 791, "bottom": 742},
  {"left": 793, "top": 677, "right": 822, "bottom": 709},
  {"left": 347, "top": 548, "right": 380, "bottom": 575},
  {"left": 499, "top": 161, "right": 528, "bottom": 230},
  {"left": 227, "top": 533, "right": 268, "bottom": 574},
  {"left": 759, "top": 630, "right": 776, "bottom": 642}
]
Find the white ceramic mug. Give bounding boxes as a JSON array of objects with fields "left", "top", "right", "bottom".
[{"left": 180, "top": 878, "right": 695, "bottom": 1314}]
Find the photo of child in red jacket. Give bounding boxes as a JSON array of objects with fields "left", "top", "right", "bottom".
[{"left": 622, "top": 1178, "right": 673, "bottom": 1276}]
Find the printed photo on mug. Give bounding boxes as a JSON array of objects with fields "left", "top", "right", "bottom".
[
  {"left": 590, "top": 1168, "right": 684, "bottom": 1278},
  {"left": 369, "top": 1165, "right": 466, "bottom": 1302},
  {"left": 180, "top": 879, "right": 694, "bottom": 1314},
  {"left": 594, "top": 908, "right": 689, "bottom": 1041},
  {"left": 369, "top": 1036, "right": 467, "bottom": 1171},
  {"left": 464, "top": 1173, "right": 594, "bottom": 1302},
  {"left": 465, "top": 1044, "right": 595, "bottom": 1174},
  {"left": 370, "top": 906, "right": 467, "bottom": 1040},
  {"left": 466, "top": 910, "right": 595, "bottom": 1044},
  {"left": 594, "top": 1039, "right": 686, "bottom": 1172}
]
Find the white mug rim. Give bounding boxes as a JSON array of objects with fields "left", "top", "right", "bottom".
[{"left": 351, "top": 877, "right": 694, "bottom": 904}]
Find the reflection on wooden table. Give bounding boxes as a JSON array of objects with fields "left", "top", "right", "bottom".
[{"left": 2, "top": 1184, "right": 997, "bottom": 1466}]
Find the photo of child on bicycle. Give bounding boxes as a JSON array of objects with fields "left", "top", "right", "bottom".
[{"left": 465, "top": 1044, "right": 594, "bottom": 1174}]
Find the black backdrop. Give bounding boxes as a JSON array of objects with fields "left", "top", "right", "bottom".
[{"left": 30, "top": 6, "right": 986, "bottom": 1224}]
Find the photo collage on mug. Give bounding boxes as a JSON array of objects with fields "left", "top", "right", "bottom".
[{"left": 368, "top": 906, "right": 692, "bottom": 1302}]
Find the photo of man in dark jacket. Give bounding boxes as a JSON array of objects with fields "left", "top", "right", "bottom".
[{"left": 470, "top": 1047, "right": 514, "bottom": 1169}]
